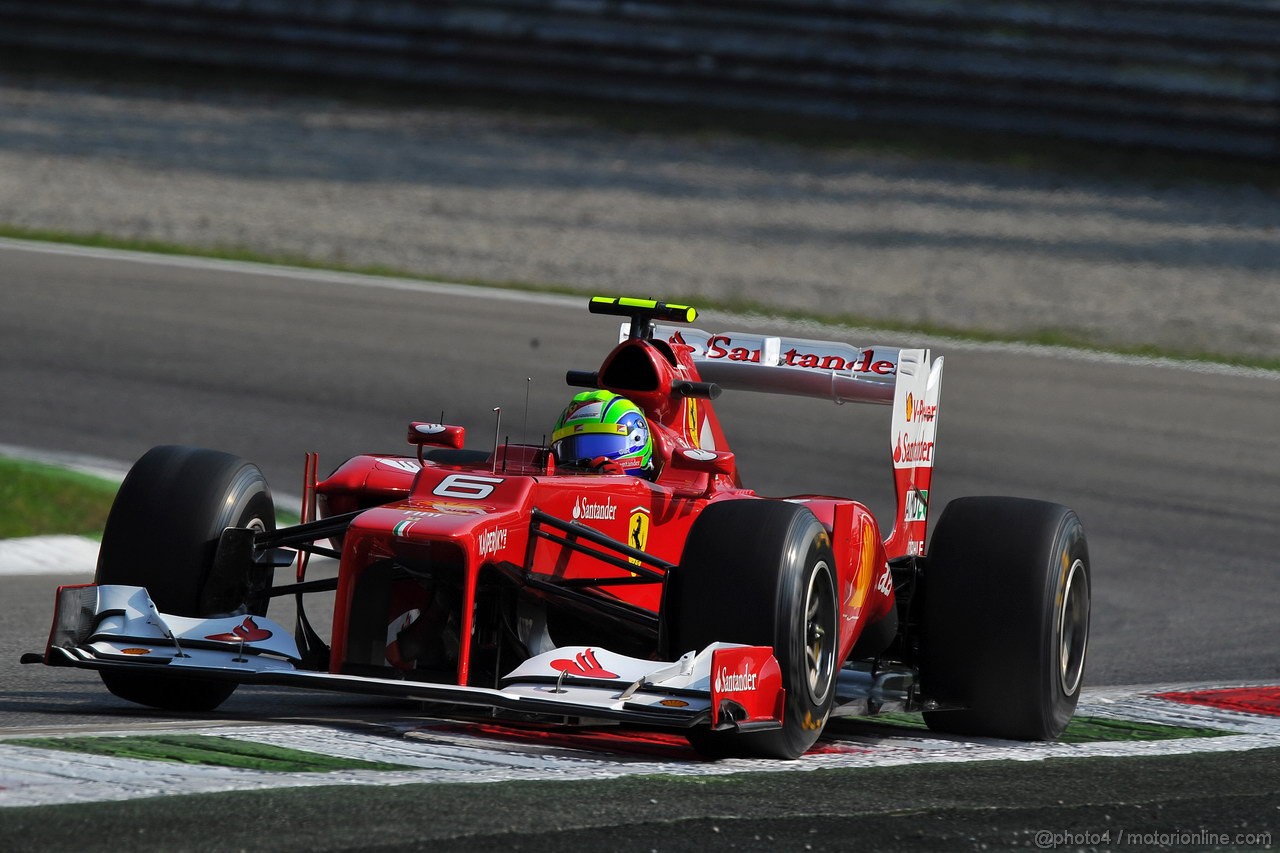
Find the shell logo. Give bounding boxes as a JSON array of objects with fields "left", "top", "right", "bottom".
[{"left": 843, "top": 518, "right": 878, "bottom": 617}]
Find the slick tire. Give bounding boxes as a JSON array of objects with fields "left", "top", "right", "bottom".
[
  {"left": 95, "top": 445, "right": 276, "bottom": 712},
  {"left": 661, "top": 501, "right": 838, "bottom": 759},
  {"left": 919, "top": 497, "right": 1090, "bottom": 740}
]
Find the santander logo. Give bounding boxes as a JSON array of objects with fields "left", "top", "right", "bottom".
[
  {"left": 893, "top": 433, "right": 934, "bottom": 465},
  {"left": 571, "top": 496, "right": 617, "bottom": 521},
  {"left": 714, "top": 664, "right": 759, "bottom": 693}
]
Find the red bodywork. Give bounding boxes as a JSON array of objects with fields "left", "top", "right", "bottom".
[{"left": 312, "top": 328, "right": 899, "bottom": 689}]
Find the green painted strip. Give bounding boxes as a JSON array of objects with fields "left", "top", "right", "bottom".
[
  {"left": 1058, "top": 717, "right": 1235, "bottom": 744},
  {"left": 9, "top": 735, "right": 413, "bottom": 773},
  {"left": 839, "top": 713, "right": 1235, "bottom": 743}
]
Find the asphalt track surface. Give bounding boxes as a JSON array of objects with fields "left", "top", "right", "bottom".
[
  {"left": 1, "top": 241, "right": 1277, "bottom": 849},
  {"left": 1, "top": 750, "right": 1275, "bottom": 852}
]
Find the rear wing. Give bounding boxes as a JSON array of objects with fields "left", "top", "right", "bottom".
[
  {"left": 642, "top": 325, "right": 903, "bottom": 405},
  {"left": 637, "top": 323, "right": 944, "bottom": 557}
]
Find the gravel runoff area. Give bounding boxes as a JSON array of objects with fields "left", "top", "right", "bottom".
[{"left": 0, "top": 72, "right": 1276, "bottom": 362}]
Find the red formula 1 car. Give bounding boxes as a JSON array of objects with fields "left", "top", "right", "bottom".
[{"left": 30, "top": 297, "right": 1091, "bottom": 759}]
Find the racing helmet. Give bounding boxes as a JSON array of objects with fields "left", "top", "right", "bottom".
[{"left": 551, "top": 390, "right": 653, "bottom": 477}]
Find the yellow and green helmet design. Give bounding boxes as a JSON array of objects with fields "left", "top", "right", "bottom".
[{"left": 551, "top": 390, "right": 653, "bottom": 476}]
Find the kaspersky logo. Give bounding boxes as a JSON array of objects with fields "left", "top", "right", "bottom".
[
  {"left": 714, "top": 665, "right": 759, "bottom": 693},
  {"left": 477, "top": 527, "right": 509, "bottom": 558}
]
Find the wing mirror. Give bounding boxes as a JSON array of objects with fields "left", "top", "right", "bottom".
[
  {"left": 407, "top": 422, "right": 466, "bottom": 450},
  {"left": 668, "top": 448, "right": 735, "bottom": 476}
]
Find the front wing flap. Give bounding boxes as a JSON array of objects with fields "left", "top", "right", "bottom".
[{"left": 41, "top": 585, "right": 785, "bottom": 732}]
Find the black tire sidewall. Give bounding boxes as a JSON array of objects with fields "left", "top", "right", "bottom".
[
  {"left": 1037, "top": 515, "right": 1090, "bottom": 735},
  {"left": 93, "top": 446, "right": 275, "bottom": 712},
  {"left": 96, "top": 445, "right": 275, "bottom": 617},
  {"left": 772, "top": 522, "right": 839, "bottom": 722},
  {"left": 662, "top": 500, "right": 839, "bottom": 759},
  {"left": 920, "top": 496, "right": 1091, "bottom": 739}
]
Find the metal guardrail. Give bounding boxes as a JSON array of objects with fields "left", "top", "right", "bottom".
[{"left": 1, "top": 0, "right": 1277, "bottom": 158}]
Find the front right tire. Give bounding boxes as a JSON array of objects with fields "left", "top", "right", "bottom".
[{"left": 661, "top": 500, "right": 839, "bottom": 759}]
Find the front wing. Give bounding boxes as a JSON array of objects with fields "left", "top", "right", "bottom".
[{"left": 38, "top": 585, "right": 785, "bottom": 732}]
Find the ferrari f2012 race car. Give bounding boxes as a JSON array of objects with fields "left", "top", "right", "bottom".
[{"left": 28, "top": 297, "right": 1091, "bottom": 759}]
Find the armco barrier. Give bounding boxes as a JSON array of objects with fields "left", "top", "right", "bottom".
[{"left": 0, "top": 0, "right": 1277, "bottom": 158}]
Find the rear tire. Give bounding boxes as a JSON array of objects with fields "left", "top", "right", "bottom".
[
  {"left": 661, "top": 501, "right": 838, "bottom": 759},
  {"left": 95, "top": 445, "right": 276, "bottom": 712},
  {"left": 919, "top": 497, "right": 1090, "bottom": 739}
]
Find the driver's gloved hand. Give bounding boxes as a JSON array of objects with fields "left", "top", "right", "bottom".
[{"left": 585, "top": 456, "right": 626, "bottom": 474}]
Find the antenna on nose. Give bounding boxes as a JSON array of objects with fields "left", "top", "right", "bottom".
[
  {"left": 522, "top": 377, "right": 532, "bottom": 450},
  {"left": 491, "top": 407, "right": 502, "bottom": 474}
]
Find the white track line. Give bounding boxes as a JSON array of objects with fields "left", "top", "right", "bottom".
[
  {"left": 0, "top": 535, "right": 97, "bottom": 577},
  {"left": 3, "top": 237, "right": 1275, "bottom": 380},
  {"left": 0, "top": 237, "right": 581, "bottom": 308},
  {"left": 0, "top": 684, "right": 1276, "bottom": 807}
]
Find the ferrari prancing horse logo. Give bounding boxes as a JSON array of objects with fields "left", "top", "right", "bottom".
[{"left": 627, "top": 507, "right": 651, "bottom": 567}]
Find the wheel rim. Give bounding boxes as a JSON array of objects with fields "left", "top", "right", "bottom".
[
  {"left": 803, "top": 560, "right": 837, "bottom": 705},
  {"left": 1056, "top": 557, "right": 1089, "bottom": 696}
]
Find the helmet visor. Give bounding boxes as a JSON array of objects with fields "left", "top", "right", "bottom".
[{"left": 554, "top": 432, "right": 629, "bottom": 464}]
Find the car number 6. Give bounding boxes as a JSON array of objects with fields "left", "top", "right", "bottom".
[{"left": 433, "top": 474, "right": 504, "bottom": 500}]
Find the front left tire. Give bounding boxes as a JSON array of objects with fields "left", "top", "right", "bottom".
[{"left": 95, "top": 445, "right": 276, "bottom": 711}]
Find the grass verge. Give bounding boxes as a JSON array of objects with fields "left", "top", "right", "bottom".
[
  {"left": 0, "top": 454, "right": 301, "bottom": 540},
  {"left": 0, "top": 457, "right": 118, "bottom": 539},
  {"left": 4, "top": 226, "right": 1278, "bottom": 374}
]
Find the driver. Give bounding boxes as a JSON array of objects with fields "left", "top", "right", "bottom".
[{"left": 551, "top": 390, "right": 654, "bottom": 478}]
